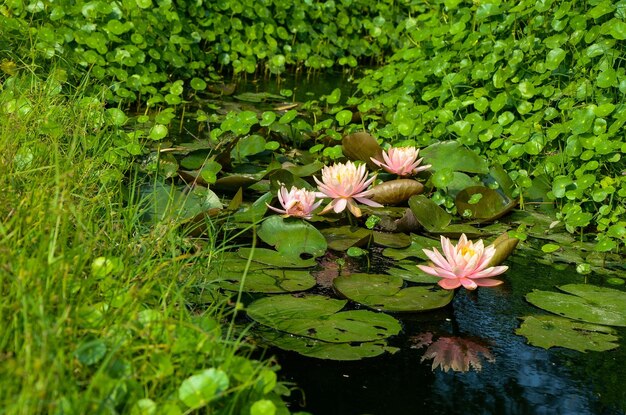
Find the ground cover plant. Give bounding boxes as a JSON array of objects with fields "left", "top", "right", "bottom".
[{"left": 2, "top": 0, "right": 626, "bottom": 413}]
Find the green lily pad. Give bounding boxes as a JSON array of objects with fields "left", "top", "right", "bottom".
[
  {"left": 516, "top": 315, "right": 619, "bottom": 352},
  {"left": 420, "top": 141, "right": 489, "bottom": 174},
  {"left": 386, "top": 262, "right": 441, "bottom": 284},
  {"left": 217, "top": 268, "right": 315, "bottom": 293},
  {"left": 247, "top": 294, "right": 401, "bottom": 343},
  {"left": 237, "top": 248, "right": 316, "bottom": 268},
  {"left": 526, "top": 284, "right": 626, "bottom": 327},
  {"left": 321, "top": 226, "right": 372, "bottom": 251},
  {"left": 372, "top": 231, "right": 412, "bottom": 248},
  {"left": 333, "top": 273, "right": 453, "bottom": 312},
  {"left": 140, "top": 182, "right": 222, "bottom": 223},
  {"left": 256, "top": 328, "right": 399, "bottom": 360},
  {"left": 231, "top": 192, "right": 273, "bottom": 223},
  {"left": 382, "top": 234, "right": 440, "bottom": 260},
  {"left": 258, "top": 216, "right": 327, "bottom": 259},
  {"left": 408, "top": 195, "right": 451, "bottom": 232},
  {"left": 455, "top": 186, "right": 517, "bottom": 222}
]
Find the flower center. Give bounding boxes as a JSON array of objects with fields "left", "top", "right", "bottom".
[{"left": 460, "top": 246, "right": 475, "bottom": 257}]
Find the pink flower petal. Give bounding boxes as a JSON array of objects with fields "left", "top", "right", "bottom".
[
  {"left": 438, "top": 279, "right": 461, "bottom": 290},
  {"left": 474, "top": 278, "right": 504, "bottom": 287}
]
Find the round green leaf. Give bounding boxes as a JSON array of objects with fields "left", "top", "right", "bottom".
[
  {"left": 178, "top": 368, "right": 229, "bottom": 409},
  {"left": 190, "top": 78, "right": 207, "bottom": 91},
  {"left": 526, "top": 284, "right": 626, "bottom": 327},
  {"left": 256, "top": 327, "right": 397, "bottom": 360},
  {"left": 247, "top": 295, "right": 401, "bottom": 343},
  {"left": 258, "top": 216, "right": 327, "bottom": 259},
  {"left": 516, "top": 315, "right": 618, "bottom": 352},
  {"left": 333, "top": 273, "right": 453, "bottom": 312},
  {"left": 335, "top": 109, "right": 353, "bottom": 126},
  {"left": 75, "top": 340, "right": 107, "bottom": 366},
  {"left": 250, "top": 400, "right": 276, "bottom": 415},
  {"left": 148, "top": 124, "right": 168, "bottom": 140}
]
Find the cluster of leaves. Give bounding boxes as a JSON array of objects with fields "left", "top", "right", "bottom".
[
  {"left": 351, "top": 0, "right": 626, "bottom": 252},
  {"left": 1, "top": 0, "right": 417, "bottom": 104}
]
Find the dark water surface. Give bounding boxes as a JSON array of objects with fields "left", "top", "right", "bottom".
[{"left": 274, "top": 255, "right": 626, "bottom": 415}]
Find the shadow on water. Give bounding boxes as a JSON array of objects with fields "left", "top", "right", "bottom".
[{"left": 274, "top": 255, "right": 626, "bottom": 415}]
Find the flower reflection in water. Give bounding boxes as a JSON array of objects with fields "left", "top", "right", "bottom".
[{"left": 410, "top": 332, "right": 495, "bottom": 373}]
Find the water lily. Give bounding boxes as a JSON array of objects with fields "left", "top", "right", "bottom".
[
  {"left": 371, "top": 146, "right": 431, "bottom": 176},
  {"left": 417, "top": 234, "right": 508, "bottom": 290},
  {"left": 267, "top": 186, "right": 322, "bottom": 219},
  {"left": 314, "top": 161, "right": 382, "bottom": 217}
]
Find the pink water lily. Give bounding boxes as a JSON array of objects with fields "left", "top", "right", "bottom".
[
  {"left": 371, "top": 146, "right": 431, "bottom": 176},
  {"left": 267, "top": 186, "right": 322, "bottom": 219},
  {"left": 418, "top": 234, "right": 508, "bottom": 290},
  {"left": 314, "top": 161, "right": 382, "bottom": 217}
]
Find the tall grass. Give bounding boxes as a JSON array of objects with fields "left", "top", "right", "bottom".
[{"left": 0, "top": 71, "right": 287, "bottom": 414}]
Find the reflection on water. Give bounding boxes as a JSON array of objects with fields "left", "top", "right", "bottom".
[{"left": 276, "top": 256, "right": 626, "bottom": 415}]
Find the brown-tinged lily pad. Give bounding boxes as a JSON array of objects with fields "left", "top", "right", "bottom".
[
  {"left": 455, "top": 186, "right": 517, "bottom": 222},
  {"left": 247, "top": 294, "right": 402, "bottom": 343},
  {"left": 488, "top": 232, "right": 520, "bottom": 266},
  {"left": 370, "top": 179, "right": 424, "bottom": 205},
  {"left": 256, "top": 327, "right": 399, "bottom": 360},
  {"left": 526, "top": 284, "right": 626, "bottom": 327},
  {"left": 342, "top": 132, "right": 383, "bottom": 169},
  {"left": 333, "top": 273, "right": 453, "bottom": 312},
  {"left": 321, "top": 226, "right": 372, "bottom": 251},
  {"left": 516, "top": 315, "right": 619, "bottom": 352}
]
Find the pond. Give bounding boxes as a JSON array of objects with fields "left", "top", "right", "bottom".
[
  {"left": 148, "top": 72, "right": 626, "bottom": 415},
  {"left": 273, "top": 255, "right": 626, "bottom": 415}
]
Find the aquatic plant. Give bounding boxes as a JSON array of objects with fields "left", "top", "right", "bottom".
[
  {"left": 371, "top": 146, "right": 431, "bottom": 176},
  {"left": 418, "top": 234, "right": 508, "bottom": 290},
  {"left": 314, "top": 161, "right": 382, "bottom": 217},
  {"left": 267, "top": 185, "right": 322, "bottom": 219}
]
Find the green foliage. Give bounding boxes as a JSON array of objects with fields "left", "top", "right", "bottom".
[
  {"left": 1, "top": 0, "right": 420, "bottom": 104},
  {"left": 353, "top": 0, "right": 626, "bottom": 251}
]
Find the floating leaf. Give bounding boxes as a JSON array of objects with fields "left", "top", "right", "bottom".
[
  {"left": 247, "top": 295, "right": 401, "bottom": 343},
  {"left": 526, "top": 284, "right": 626, "bottom": 327},
  {"left": 237, "top": 248, "right": 316, "bottom": 268},
  {"left": 231, "top": 192, "right": 273, "bottom": 223},
  {"left": 342, "top": 132, "right": 383, "bottom": 169},
  {"left": 372, "top": 231, "right": 412, "bottom": 248},
  {"left": 488, "top": 233, "right": 520, "bottom": 266},
  {"left": 333, "top": 273, "right": 453, "bottom": 312},
  {"left": 387, "top": 264, "right": 441, "bottom": 284},
  {"left": 321, "top": 226, "right": 371, "bottom": 251},
  {"left": 258, "top": 216, "right": 327, "bottom": 259},
  {"left": 516, "top": 315, "right": 619, "bottom": 352},
  {"left": 408, "top": 195, "right": 451, "bottom": 231},
  {"left": 382, "top": 234, "right": 440, "bottom": 261},
  {"left": 455, "top": 186, "right": 517, "bottom": 222},
  {"left": 370, "top": 179, "right": 424, "bottom": 205},
  {"left": 217, "top": 267, "right": 315, "bottom": 293},
  {"left": 256, "top": 327, "right": 398, "bottom": 360}
]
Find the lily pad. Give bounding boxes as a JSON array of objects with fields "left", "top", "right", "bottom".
[
  {"left": 321, "top": 226, "right": 371, "bottom": 251},
  {"left": 526, "top": 284, "right": 626, "bottom": 327},
  {"left": 247, "top": 295, "right": 401, "bottom": 343},
  {"left": 455, "top": 186, "right": 517, "bottom": 222},
  {"left": 256, "top": 328, "right": 399, "bottom": 360},
  {"left": 333, "top": 273, "right": 453, "bottom": 312},
  {"left": 386, "top": 262, "right": 441, "bottom": 284},
  {"left": 231, "top": 192, "right": 273, "bottom": 223},
  {"left": 408, "top": 195, "right": 451, "bottom": 232},
  {"left": 516, "top": 315, "right": 619, "bottom": 352},
  {"left": 370, "top": 179, "right": 424, "bottom": 205},
  {"left": 342, "top": 132, "right": 384, "bottom": 169},
  {"left": 488, "top": 232, "right": 520, "bottom": 266},
  {"left": 382, "top": 234, "right": 440, "bottom": 261},
  {"left": 217, "top": 268, "right": 315, "bottom": 293},
  {"left": 237, "top": 248, "right": 316, "bottom": 268},
  {"left": 258, "top": 216, "right": 327, "bottom": 259},
  {"left": 372, "top": 231, "right": 412, "bottom": 248}
]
